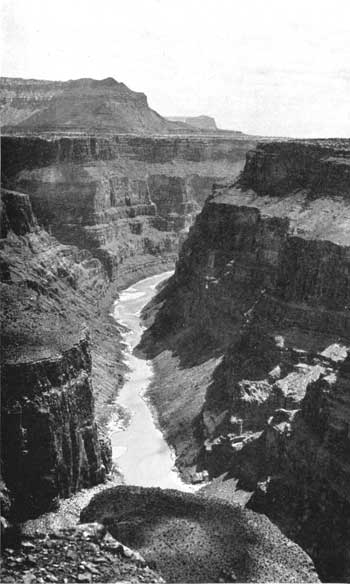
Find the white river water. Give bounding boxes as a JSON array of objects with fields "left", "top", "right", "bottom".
[{"left": 110, "top": 271, "right": 196, "bottom": 492}]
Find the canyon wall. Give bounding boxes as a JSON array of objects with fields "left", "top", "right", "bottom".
[
  {"left": 1, "top": 77, "right": 256, "bottom": 523},
  {"left": 0, "top": 189, "right": 125, "bottom": 519},
  {"left": 2, "top": 133, "right": 255, "bottom": 282},
  {"left": 142, "top": 139, "right": 350, "bottom": 581}
]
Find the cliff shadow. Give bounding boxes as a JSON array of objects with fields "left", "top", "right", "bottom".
[{"left": 136, "top": 316, "right": 223, "bottom": 369}]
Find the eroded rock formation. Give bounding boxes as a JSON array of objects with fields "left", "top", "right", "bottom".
[
  {"left": 0, "top": 77, "right": 257, "bottom": 526},
  {"left": 141, "top": 139, "right": 350, "bottom": 581},
  {"left": 0, "top": 76, "right": 190, "bottom": 134},
  {"left": 0, "top": 189, "right": 120, "bottom": 518},
  {"left": 1, "top": 133, "right": 255, "bottom": 282}
]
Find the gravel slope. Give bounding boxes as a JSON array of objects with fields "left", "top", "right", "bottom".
[{"left": 81, "top": 485, "right": 319, "bottom": 583}]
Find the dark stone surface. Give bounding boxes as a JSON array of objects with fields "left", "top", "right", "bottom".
[{"left": 80, "top": 485, "right": 319, "bottom": 583}]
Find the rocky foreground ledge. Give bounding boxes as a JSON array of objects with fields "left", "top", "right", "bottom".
[
  {"left": 79, "top": 485, "right": 319, "bottom": 583},
  {"left": 1, "top": 521, "right": 164, "bottom": 584},
  {"left": 1, "top": 485, "right": 319, "bottom": 583}
]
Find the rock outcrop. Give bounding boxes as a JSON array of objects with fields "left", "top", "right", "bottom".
[
  {"left": 80, "top": 485, "right": 319, "bottom": 583},
  {"left": 0, "top": 189, "right": 121, "bottom": 519},
  {"left": 245, "top": 352, "right": 350, "bottom": 582},
  {"left": 141, "top": 139, "right": 350, "bottom": 581},
  {"left": 1, "top": 521, "right": 164, "bottom": 583}
]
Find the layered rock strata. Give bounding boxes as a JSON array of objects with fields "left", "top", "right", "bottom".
[
  {"left": 0, "top": 78, "right": 256, "bottom": 524},
  {"left": 0, "top": 77, "right": 254, "bottom": 136},
  {"left": 0, "top": 189, "right": 120, "bottom": 519},
  {"left": 0, "top": 76, "right": 189, "bottom": 134},
  {"left": 2, "top": 133, "right": 255, "bottom": 281},
  {"left": 141, "top": 139, "right": 350, "bottom": 581}
]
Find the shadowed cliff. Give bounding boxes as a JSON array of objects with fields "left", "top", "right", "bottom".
[
  {"left": 0, "top": 189, "right": 124, "bottom": 519},
  {"left": 139, "top": 139, "right": 350, "bottom": 581}
]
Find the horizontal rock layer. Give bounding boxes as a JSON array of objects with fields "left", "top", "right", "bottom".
[
  {"left": 240, "top": 139, "right": 350, "bottom": 197},
  {"left": 0, "top": 189, "right": 119, "bottom": 519},
  {"left": 0, "top": 127, "right": 254, "bottom": 519},
  {"left": 0, "top": 76, "right": 255, "bottom": 137},
  {"left": 0, "top": 76, "right": 188, "bottom": 134},
  {"left": 2, "top": 134, "right": 255, "bottom": 281}
]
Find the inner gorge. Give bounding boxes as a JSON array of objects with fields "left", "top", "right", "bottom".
[{"left": 1, "top": 75, "right": 349, "bottom": 584}]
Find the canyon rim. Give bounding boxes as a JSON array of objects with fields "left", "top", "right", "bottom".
[{"left": 1, "top": 1, "right": 350, "bottom": 583}]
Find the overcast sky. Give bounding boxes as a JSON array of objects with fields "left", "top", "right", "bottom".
[{"left": 1, "top": 0, "right": 349, "bottom": 137}]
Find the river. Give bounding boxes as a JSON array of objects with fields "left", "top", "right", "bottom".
[{"left": 110, "top": 271, "right": 195, "bottom": 491}]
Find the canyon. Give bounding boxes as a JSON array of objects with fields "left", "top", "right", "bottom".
[
  {"left": 1, "top": 78, "right": 256, "bottom": 286},
  {"left": 1, "top": 132, "right": 254, "bottom": 282},
  {"left": 0, "top": 78, "right": 255, "bottom": 523},
  {"left": 142, "top": 139, "right": 350, "bottom": 582},
  {"left": 1, "top": 75, "right": 348, "bottom": 584}
]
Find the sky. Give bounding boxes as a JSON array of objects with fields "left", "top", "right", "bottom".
[{"left": 1, "top": 0, "right": 350, "bottom": 137}]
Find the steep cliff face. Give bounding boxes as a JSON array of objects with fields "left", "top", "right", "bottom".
[
  {"left": 240, "top": 351, "right": 350, "bottom": 582},
  {"left": 1, "top": 330, "right": 106, "bottom": 519},
  {"left": 2, "top": 134, "right": 255, "bottom": 282},
  {"left": 141, "top": 140, "right": 350, "bottom": 580},
  {"left": 240, "top": 140, "right": 350, "bottom": 198},
  {"left": 0, "top": 189, "right": 120, "bottom": 519}
]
